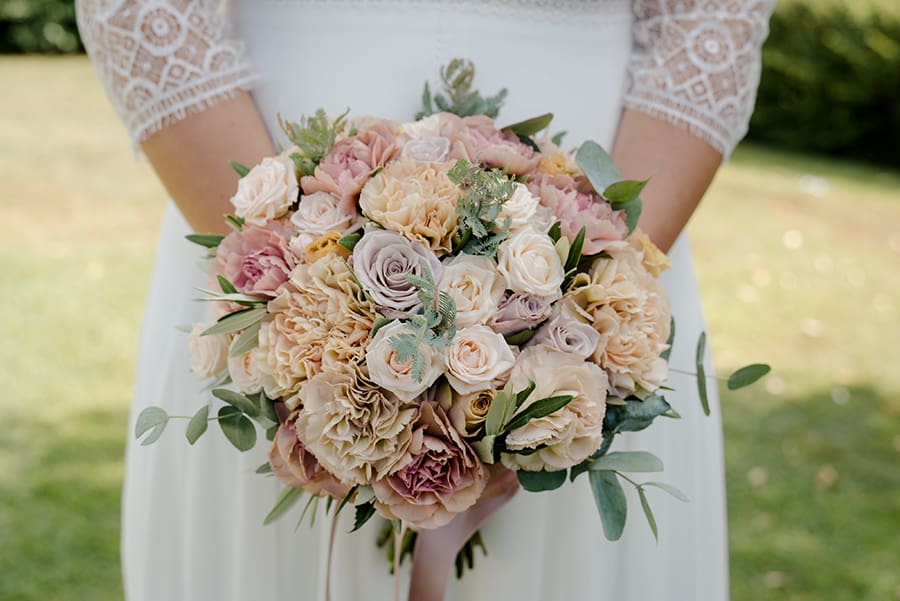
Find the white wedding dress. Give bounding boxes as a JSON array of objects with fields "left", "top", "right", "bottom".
[{"left": 76, "top": 1, "right": 773, "bottom": 599}]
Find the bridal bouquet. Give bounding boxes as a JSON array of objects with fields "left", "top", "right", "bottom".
[{"left": 137, "top": 61, "right": 768, "bottom": 557}]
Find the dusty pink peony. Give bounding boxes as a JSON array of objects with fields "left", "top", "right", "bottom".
[
  {"left": 531, "top": 173, "right": 629, "bottom": 256},
  {"left": 269, "top": 412, "right": 352, "bottom": 500},
  {"left": 372, "top": 402, "right": 487, "bottom": 529},
  {"left": 215, "top": 224, "right": 297, "bottom": 297},
  {"left": 453, "top": 115, "right": 539, "bottom": 175},
  {"left": 301, "top": 120, "right": 401, "bottom": 200}
]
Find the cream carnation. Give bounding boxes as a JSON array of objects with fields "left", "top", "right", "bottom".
[
  {"left": 269, "top": 412, "right": 353, "bottom": 499},
  {"left": 230, "top": 155, "right": 298, "bottom": 226},
  {"left": 497, "top": 227, "right": 565, "bottom": 301},
  {"left": 359, "top": 160, "right": 460, "bottom": 254},
  {"left": 294, "top": 362, "right": 418, "bottom": 484},
  {"left": 188, "top": 324, "right": 228, "bottom": 378},
  {"left": 444, "top": 325, "right": 516, "bottom": 395},
  {"left": 501, "top": 346, "right": 608, "bottom": 472},
  {"left": 366, "top": 321, "right": 444, "bottom": 402},
  {"left": 439, "top": 255, "right": 505, "bottom": 328}
]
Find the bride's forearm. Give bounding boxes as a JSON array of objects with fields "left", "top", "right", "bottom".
[
  {"left": 141, "top": 91, "right": 277, "bottom": 235},
  {"left": 611, "top": 109, "right": 723, "bottom": 253}
]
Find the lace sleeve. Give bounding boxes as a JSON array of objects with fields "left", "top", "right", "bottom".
[
  {"left": 624, "top": 0, "right": 775, "bottom": 157},
  {"left": 75, "top": 0, "right": 257, "bottom": 145}
]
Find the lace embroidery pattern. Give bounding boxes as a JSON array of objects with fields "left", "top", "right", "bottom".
[
  {"left": 76, "top": 0, "right": 257, "bottom": 144},
  {"left": 624, "top": 0, "right": 774, "bottom": 157}
]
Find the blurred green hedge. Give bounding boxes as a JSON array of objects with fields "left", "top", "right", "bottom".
[
  {"left": 747, "top": 3, "right": 900, "bottom": 166},
  {"left": 2, "top": 0, "right": 898, "bottom": 165}
]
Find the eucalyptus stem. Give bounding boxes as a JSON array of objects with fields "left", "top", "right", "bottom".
[{"left": 668, "top": 367, "right": 728, "bottom": 382}]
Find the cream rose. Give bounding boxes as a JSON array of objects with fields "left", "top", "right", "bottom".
[
  {"left": 290, "top": 191, "right": 362, "bottom": 240},
  {"left": 188, "top": 324, "right": 228, "bottom": 378},
  {"left": 230, "top": 155, "right": 298, "bottom": 226},
  {"left": 227, "top": 339, "right": 262, "bottom": 395},
  {"left": 497, "top": 183, "right": 539, "bottom": 232},
  {"left": 501, "top": 346, "right": 608, "bottom": 472},
  {"left": 444, "top": 325, "right": 516, "bottom": 395},
  {"left": 497, "top": 227, "right": 565, "bottom": 301},
  {"left": 439, "top": 254, "right": 505, "bottom": 328},
  {"left": 401, "top": 137, "right": 451, "bottom": 163},
  {"left": 366, "top": 321, "right": 444, "bottom": 402}
]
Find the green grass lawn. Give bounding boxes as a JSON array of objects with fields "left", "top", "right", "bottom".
[{"left": 1, "top": 56, "right": 898, "bottom": 601}]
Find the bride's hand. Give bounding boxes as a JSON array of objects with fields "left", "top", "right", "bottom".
[{"left": 477, "top": 463, "right": 519, "bottom": 505}]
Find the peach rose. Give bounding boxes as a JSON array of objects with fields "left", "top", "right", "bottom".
[
  {"left": 366, "top": 321, "right": 444, "bottom": 402},
  {"left": 444, "top": 325, "right": 516, "bottom": 395}
]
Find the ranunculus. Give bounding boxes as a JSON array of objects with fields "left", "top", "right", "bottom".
[
  {"left": 293, "top": 362, "right": 418, "bottom": 484},
  {"left": 449, "top": 389, "right": 494, "bottom": 437},
  {"left": 301, "top": 120, "right": 400, "bottom": 200},
  {"left": 497, "top": 183, "right": 539, "bottom": 232},
  {"left": 269, "top": 412, "right": 352, "bottom": 499},
  {"left": 627, "top": 228, "right": 672, "bottom": 276},
  {"left": 565, "top": 246, "right": 671, "bottom": 397},
  {"left": 293, "top": 230, "right": 350, "bottom": 264},
  {"left": 501, "top": 346, "right": 608, "bottom": 472},
  {"left": 454, "top": 115, "right": 539, "bottom": 175},
  {"left": 444, "top": 325, "right": 516, "bottom": 395},
  {"left": 351, "top": 229, "right": 443, "bottom": 314},
  {"left": 401, "top": 137, "right": 451, "bottom": 163},
  {"left": 527, "top": 311, "right": 601, "bottom": 361},
  {"left": 290, "top": 191, "right": 362, "bottom": 241},
  {"left": 188, "top": 324, "right": 228, "bottom": 378},
  {"left": 439, "top": 254, "right": 505, "bottom": 328},
  {"left": 366, "top": 321, "right": 444, "bottom": 402},
  {"left": 227, "top": 338, "right": 262, "bottom": 395},
  {"left": 215, "top": 225, "right": 297, "bottom": 298},
  {"left": 531, "top": 173, "right": 629, "bottom": 256},
  {"left": 488, "top": 293, "right": 552, "bottom": 335},
  {"left": 496, "top": 227, "right": 565, "bottom": 301},
  {"left": 372, "top": 402, "right": 487, "bottom": 529},
  {"left": 230, "top": 154, "right": 298, "bottom": 226},
  {"left": 359, "top": 159, "right": 460, "bottom": 255}
]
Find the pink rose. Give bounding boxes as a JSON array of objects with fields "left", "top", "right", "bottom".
[
  {"left": 531, "top": 173, "right": 629, "bottom": 256},
  {"left": 454, "top": 115, "right": 539, "bottom": 175},
  {"left": 215, "top": 224, "right": 297, "bottom": 297},
  {"left": 301, "top": 120, "right": 401, "bottom": 200},
  {"left": 372, "top": 402, "right": 487, "bottom": 530},
  {"left": 269, "top": 413, "right": 352, "bottom": 500}
]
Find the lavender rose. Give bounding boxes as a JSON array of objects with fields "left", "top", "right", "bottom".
[
  {"left": 527, "top": 312, "right": 601, "bottom": 361},
  {"left": 372, "top": 402, "right": 487, "bottom": 529},
  {"left": 488, "top": 293, "right": 552, "bottom": 335},
  {"left": 351, "top": 229, "right": 443, "bottom": 313}
]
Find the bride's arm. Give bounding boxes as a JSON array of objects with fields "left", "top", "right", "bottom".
[
  {"left": 75, "top": 0, "right": 274, "bottom": 234},
  {"left": 615, "top": 0, "right": 776, "bottom": 252}
]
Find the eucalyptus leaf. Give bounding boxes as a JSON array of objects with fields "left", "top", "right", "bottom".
[
  {"left": 695, "top": 332, "right": 710, "bottom": 416},
  {"left": 589, "top": 451, "right": 664, "bottom": 473},
  {"left": 603, "top": 179, "right": 648, "bottom": 206},
  {"left": 141, "top": 421, "right": 167, "bottom": 446},
  {"left": 351, "top": 501, "right": 377, "bottom": 533},
  {"left": 259, "top": 393, "right": 279, "bottom": 424},
  {"left": 229, "top": 321, "right": 262, "bottom": 357},
  {"left": 185, "top": 234, "right": 225, "bottom": 248},
  {"left": 503, "top": 395, "right": 573, "bottom": 433},
  {"left": 517, "top": 469, "right": 567, "bottom": 492},
  {"left": 265, "top": 423, "right": 278, "bottom": 442},
  {"left": 620, "top": 198, "right": 642, "bottom": 234},
  {"left": 501, "top": 112, "right": 554, "bottom": 137},
  {"left": 589, "top": 470, "right": 627, "bottom": 541},
  {"left": 727, "top": 363, "right": 771, "bottom": 390},
  {"left": 642, "top": 481, "right": 689, "bottom": 502},
  {"left": 202, "top": 307, "right": 267, "bottom": 336},
  {"left": 504, "top": 328, "right": 535, "bottom": 346},
  {"left": 637, "top": 486, "right": 658, "bottom": 541},
  {"left": 256, "top": 462, "right": 273, "bottom": 475},
  {"left": 603, "top": 395, "right": 672, "bottom": 434},
  {"left": 212, "top": 388, "right": 260, "bottom": 417},
  {"left": 263, "top": 486, "right": 304, "bottom": 525},
  {"left": 217, "top": 406, "right": 257, "bottom": 452},
  {"left": 230, "top": 160, "right": 251, "bottom": 178},
  {"left": 551, "top": 131, "right": 567, "bottom": 146},
  {"left": 135, "top": 406, "right": 168, "bottom": 439},
  {"left": 338, "top": 233, "right": 362, "bottom": 251},
  {"left": 661, "top": 317, "right": 676, "bottom": 361},
  {"left": 186, "top": 405, "right": 209, "bottom": 445},
  {"left": 575, "top": 141, "right": 621, "bottom": 195},
  {"left": 564, "top": 227, "right": 586, "bottom": 273}
]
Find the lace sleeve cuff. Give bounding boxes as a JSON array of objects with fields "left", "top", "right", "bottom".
[
  {"left": 76, "top": 0, "right": 258, "bottom": 145},
  {"left": 624, "top": 0, "right": 775, "bottom": 158}
]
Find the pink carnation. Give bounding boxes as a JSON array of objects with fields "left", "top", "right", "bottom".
[
  {"left": 531, "top": 173, "right": 629, "bottom": 255},
  {"left": 215, "top": 224, "right": 297, "bottom": 298},
  {"left": 301, "top": 120, "right": 401, "bottom": 200},
  {"left": 454, "top": 115, "right": 539, "bottom": 175},
  {"left": 269, "top": 413, "right": 352, "bottom": 500},
  {"left": 372, "top": 402, "right": 487, "bottom": 529}
]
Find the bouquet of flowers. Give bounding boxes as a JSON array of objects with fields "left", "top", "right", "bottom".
[{"left": 137, "top": 60, "right": 769, "bottom": 567}]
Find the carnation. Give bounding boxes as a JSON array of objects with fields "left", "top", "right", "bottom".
[
  {"left": 269, "top": 412, "right": 353, "bottom": 499},
  {"left": 215, "top": 224, "right": 297, "bottom": 298}
]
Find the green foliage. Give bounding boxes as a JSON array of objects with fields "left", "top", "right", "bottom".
[
  {"left": 0, "top": 0, "right": 81, "bottom": 53},
  {"left": 263, "top": 486, "right": 305, "bottom": 526},
  {"left": 575, "top": 141, "right": 641, "bottom": 233},
  {"left": 449, "top": 159, "right": 517, "bottom": 256},
  {"left": 517, "top": 469, "right": 567, "bottom": 492},
  {"left": 279, "top": 108, "right": 350, "bottom": 177},
  {"left": 695, "top": 331, "right": 710, "bottom": 416},
  {"left": 727, "top": 363, "right": 772, "bottom": 390},
  {"left": 749, "top": 3, "right": 900, "bottom": 166},
  {"left": 416, "top": 58, "right": 508, "bottom": 119}
]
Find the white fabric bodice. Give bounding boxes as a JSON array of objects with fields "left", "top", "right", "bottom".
[{"left": 76, "top": 0, "right": 774, "bottom": 157}]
